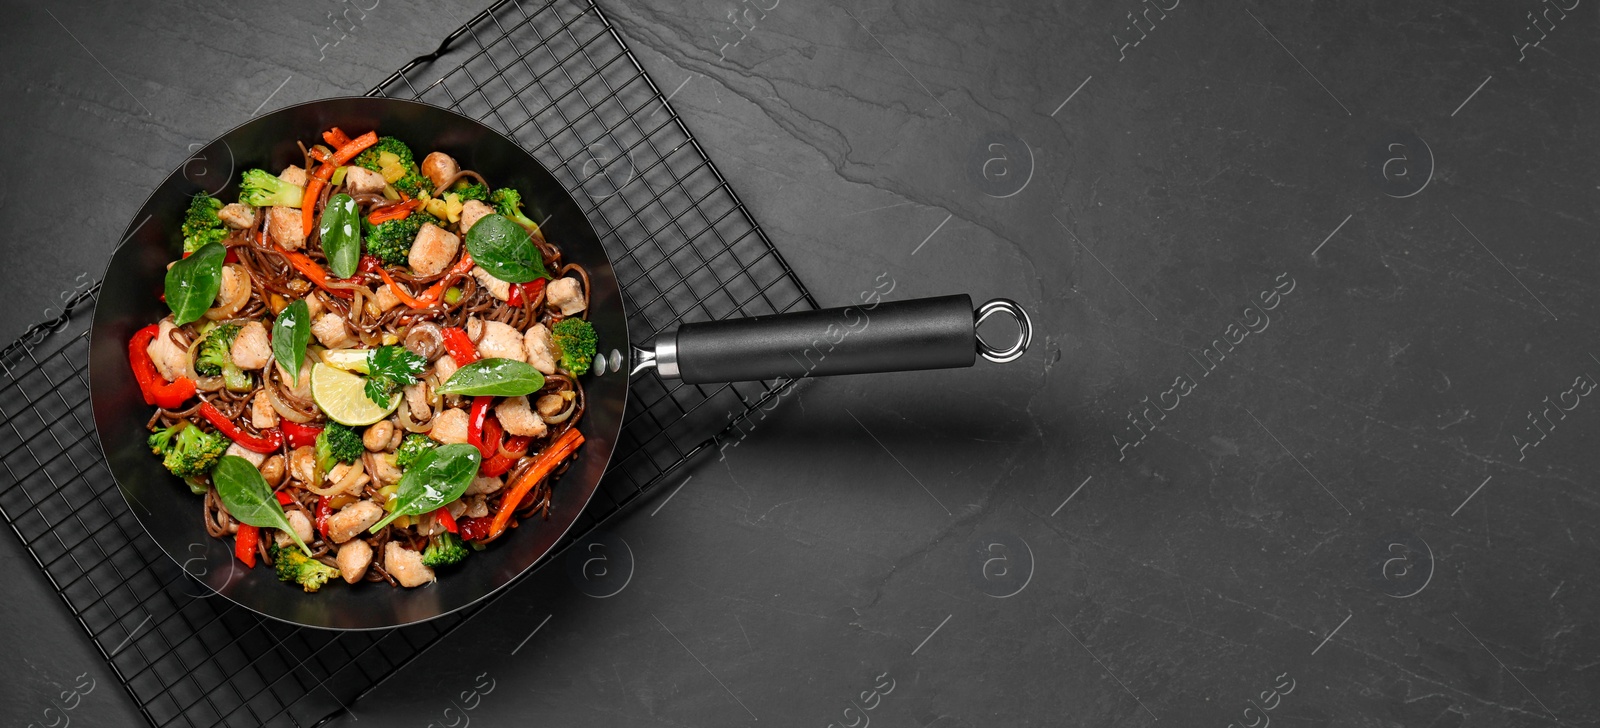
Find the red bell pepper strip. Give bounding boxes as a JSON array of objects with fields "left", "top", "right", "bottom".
[
  {"left": 198, "top": 402, "right": 283, "bottom": 454},
  {"left": 440, "top": 327, "right": 479, "bottom": 365},
  {"left": 480, "top": 435, "right": 530, "bottom": 477},
  {"left": 234, "top": 524, "right": 259, "bottom": 568},
  {"left": 506, "top": 278, "right": 546, "bottom": 308},
  {"left": 274, "top": 491, "right": 294, "bottom": 506},
  {"left": 368, "top": 198, "right": 423, "bottom": 225},
  {"left": 433, "top": 507, "right": 459, "bottom": 534},
  {"left": 457, "top": 516, "right": 492, "bottom": 542},
  {"left": 128, "top": 325, "right": 197, "bottom": 408},
  {"left": 416, "top": 253, "right": 477, "bottom": 306},
  {"left": 280, "top": 421, "right": 323, "bottom": 450},
  {"left": 315, "top": 496, "right": 332, "bottom": 540},
  {"left": 467, "top": 397, "right": 495, "bottom": 459},
  {"left": 484, "top": 427, "right": 585, "bottom": 542},
  {"left": 302, "top": 131, "right": 379, "bottom": 237}
]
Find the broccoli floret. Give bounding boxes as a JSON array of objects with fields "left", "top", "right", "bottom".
[
  {"left": 365, "top": 212, "right": 442, "bottom": 266},
  {"left": 489, "top": 187, "right": 540, "bottom": 230},
  {"left": 422, "top": 532, "right": 469, "bottom": 567},
  {"left": 550, "top": 317, "right": 598, "bottom": 375},
  {"left": 194, "top": 324, "right": 251, "bottom": 391},
  {"left": 239, "top": 169, "right": 304, "bottom": 208},
  {"left": 393, "top": 171, "right": 433, "bottom": 199},
  {"left": 451, "top": 181, "right": 488, "bottom": 202},
  {"left": 271, "top": 543, "right": 339, "bottom": 593},
  {"left": 394, "top": 433, "right": 437, "bottom": 472},
  {"left": 351, "top": 136, "right": 416, "bottom": 172},
  {"left": 181, "top": 193, "right": 228, "bottom": 253},
  {"left": 314, "top": 422, "right": 363, "bottom": 473},
  {"left": 148, "top": 423, "right": 230, "bottom": 480}
]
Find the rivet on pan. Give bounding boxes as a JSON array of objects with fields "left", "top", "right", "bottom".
[
  {"left": 593, "top": 353, "right": 608, "bottom": 376},
  {"left": 609, "top": 348, "right": 623, "bottom": 373}
]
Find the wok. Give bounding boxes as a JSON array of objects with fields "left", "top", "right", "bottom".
[{"left": 88, "top": 97, "right": 1032, "bottom": 629}]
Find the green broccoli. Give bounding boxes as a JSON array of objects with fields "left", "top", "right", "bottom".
[
  {"left": 194, "top": 324, "right": 251, "bottom": 391},
  {"left": 451, "top": 181, "right": 488, "bottom": 202},
  {"left": 239, "top": 169, "right": 304, "bottom": 208},
  {"left": 148, "top": 422, "right": 230, "bottom": 480},
  {"left": 351, "top": 136, "right": 416, "bottom": 172},
  {"left": 422, "top": 532, "right": 469, "bottom": 567},
  {"left": 393, "top": 171, "right": 434, "bottom": 199},
  {"left": 314, "top": 422, "right": 363, "bottom": 474},
  {"left": 364, "top": 212, "right": 442, "bottom": 266},
  {"left": 271, "top": 543, "right": 339, "bottom": 592},
  {"left": 550, "top": 317, "right": 598, "bottom": 375},
  {"left": 489, "top": 187, "right": 540, "bottom": 230},
  {"left": 394, "top": 433, "right": 437, "bottom": 472},
  {"left": 181, "top": 193, "right": 228, "bottom": 253}
]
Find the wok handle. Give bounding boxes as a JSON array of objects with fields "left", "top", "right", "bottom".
[{"left": 638, "top": 295, "right": 1032, "bottom": 383}]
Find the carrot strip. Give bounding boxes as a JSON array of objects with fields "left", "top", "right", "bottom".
[{"left": 483, "top": 427, "right": 584, "bottom": 542}]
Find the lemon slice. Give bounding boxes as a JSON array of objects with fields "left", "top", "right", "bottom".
[
  {"left": 320, "top": 348, "right": 371, "bottom": 374},
  {"left": 310, "top": 362, "right": 398, "bottom": 426}
]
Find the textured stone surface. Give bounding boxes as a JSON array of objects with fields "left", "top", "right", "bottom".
[{"left": 3, "top": 0, "right": 1597, "bottom": 726}]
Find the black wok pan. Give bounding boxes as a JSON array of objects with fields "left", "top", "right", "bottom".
[{"left": 89, "top": 97, "right": 1031, "bottom": 630}]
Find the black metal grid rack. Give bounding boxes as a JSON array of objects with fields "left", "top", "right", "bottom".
[{"left": 0, "top": 0, "right": 816, "bottom": 725}]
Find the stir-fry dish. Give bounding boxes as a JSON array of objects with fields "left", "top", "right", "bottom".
[{"left": 130, "top": 127, "right": 596, "bottom": 592}]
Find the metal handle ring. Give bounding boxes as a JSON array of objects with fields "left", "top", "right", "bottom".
[{"left": 974, "top": 298, "right": 1033, "bottom": 363}]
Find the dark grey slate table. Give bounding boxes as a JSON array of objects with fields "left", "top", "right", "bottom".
[{"left": 4, "top": 0, "right": 1595, "bottom": 726}]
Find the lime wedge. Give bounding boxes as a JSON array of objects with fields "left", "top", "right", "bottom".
[
  {"left": 310, "top": 362, "right": 398, "bottom": 426},
  {"left": 321, "top": 348, "right": 372, "bottom": 374}
]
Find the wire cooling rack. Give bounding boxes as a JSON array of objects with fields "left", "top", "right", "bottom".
[{"left": 0, "top": 1, "right": 816, "bottom": 725}]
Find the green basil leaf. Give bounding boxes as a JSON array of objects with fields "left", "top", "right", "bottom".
[
  {"left": 319, "top": 193, "right": 362, "bottom": 279},
  {"left": 164, "top": 242, "right": 227, "bottom": 325},
  {"left": 368, "top": 444, "right": 481, "bottom": 533},
  {"left": 464, "top": 213, "right": 549, "bottom": 284},
  {"left": 212, "top": 455, "right": 311, "bottom": 555},
  {"left": 436, "top": 358, "right": 546, "bottom": 397},
  {"left": 272, "top": 298, "right": 312, "bottom": 384}
]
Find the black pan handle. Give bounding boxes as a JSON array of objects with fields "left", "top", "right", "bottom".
[{"left": 631, "top": 295, "right": 1032, "bottom": 383}]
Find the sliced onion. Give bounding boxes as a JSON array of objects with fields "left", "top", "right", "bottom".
[
  {"left": 205, "top": 265, "right": 251, "bottom": 320},
  {"left": 266, "top": 375, "right": 316, "bottom": 423},
  {"left": 398, "top": 398, "right": 434, "bottom": 433},
  {"left": 540, "top": 395, "right": 577, "bottom": 424}
]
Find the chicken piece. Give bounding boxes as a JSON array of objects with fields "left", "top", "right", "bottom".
[
  {"left": 304, "top": 292, "right": 326, "bottom": 320},
  {"left": 384, "top": 542, "right": 436, "bottom": 588},
  {"left": 284, "top": 510, "right": 314, "bottom": 546},
  {"left": 250, "top": 391, "right": 280, "bottom": 430},
  {"left": 275, "top": 354, "right": 314, "bottom": 400},
  {"left": 495, "top": 396, "right": 547, "bottom": 438},
  {"left": 267, "top": 206, "right": 306, "bottom": 250},
  {"left": 462, "top": 494, "right": 489, "bottom": 518},
  {"left": 408, "top": 223, "right": 460, "bottom": 277},
  {"left": 326, "top": 500, "right": 384, "bottom": 544},
  {"left": 372, "top": 283, "right": 402, "bottom": 312},
  {"left": 230, "top": 321, "right": 271, "bottom": 370},
  {"left": 337, "top": 539, "right": 372, "bottom": 584},
  {"left": 288, "top": 445, "right": 318, "bottom": 484},
  {"left": 434, "top": 353, "right": 459, "bottom": 383},
  {"left": 429, "top": 407, "right": 470, "bottom": 444},
  {"left": 420, "top": 152, "right": 459, "bottom": 191},
  {"left": 403, "top": 382, "right": 431, "bottom": 423},
  {"left": 324, "top": 461, "right": 370, "bottom": 498},
  {"left": 465, "top": 475, "right": 504, "bottom": 496},
  {"left": 343, "top": 165, "right": 386, "bottom": 195},
  {"left": 311, "top": 313, "right": 355, "bottom": 348},
  {"left": 367, "top": 453, "right": 402, "bottom": 485},
  {"left": 545, "top": 276, "right": 586, "bottom": 316},
  {"left": 523, "top": 324, "right": 557, "bottom": 375},
  {"left": 279, "top": 165, "right": 309, "bottom": 188},
  {"left": 218, "top": 203, "right": 256, "bottom": 229},
  {"left": 535, "top": 394, "right": 565, "bottom": 418},
  {"left": 445, "top": 499, "right": 468, "bottom": 519},
  {"left": 146, "top": 319, "right": 190, "bottom": 382},
  {"left": 476, "top": 320, "right": 526, "bottom": 362},
  {"left": 207, "top": 265, "right": 252, "bottom": 320},
  {"left": 225, "top": 442, "right": 266, "bottom": 467},
  {"left": 470, "top": 266, "right": 511, "bottom": 301},
  {"left": 459, "top": 200, "right": 494, "bottom": 235},
  {"left": 363, "top": 421, "right": 394, "bottom": 452}
]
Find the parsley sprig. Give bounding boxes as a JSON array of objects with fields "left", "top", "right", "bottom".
[{"left": 364, "top": 346, "right": 429, "bottom": 407}]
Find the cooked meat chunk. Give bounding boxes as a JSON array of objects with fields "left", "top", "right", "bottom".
[
  {"left": 279, "top": 165, "right": 309, "bottom": 188},
  {"left": 343, "top": 165, "right": 386, "bottom": 195},
  {"left": 408, "top": 223, "right": 459, "bottom": 277},
  {"left": 420, "top": 152, "right": 459, "bottom": 191},
  {"left": 429, "top": 407, "right": 470, "bottom": 444},
  {"left": 288, "top": 445, "right": 318, "bottom": 484},
  {"left": 384, "top": 542, "right": 436, "bottom": 587},
  {"left": 250, "top": 391, "right": 279, "bottom": 430},
  {"left": 276, "top": 354, "right": 314, "bottom": 400},
  {"left": 311, "top": 313, "right": 354, "bottom": 348},
  {"left": 465, "top": 475, "right": 504, "bottom": 496},
  {"left": 546, "top": 276, "right": 586, "bottom": 316},
  {"left": 476, "top": 320, "right": 525, "bottom": 362},
  {"left": 404, "top": 382, "right": 431, "bottom": 423},
  {"left": 471, "top": 266, "right": 510, "bottom": 301},
  {"left": 230, "top": 321, "right": 271, "bottom": 370},
  {"left": 284, "top": 510, "right": 314, "bottom": 545},
  {"left": 225, "top": 442, "right": 266, "bottom": 467},
  {"left": 459, "top": 200, "right": 494, "bottom": 235},
  {"left": 207, "top": 265, "right": 251, "bottom": 319},
  {"left": 495, "top": 396, "right": 547, "bottom": 438},
  {"left": 218, "top": 203, "right": 256, "bottom": 229},
  {"left": 267, "top": 206, "right": 305, "bottom": 250},
  {"left": 535, "top": 394, "right": 565, "bottom": 418},
  {"left": 146, "top": 319, "right": 191, "bottom": 381},
  {"left": 434, "top": 353, "right": 459, "bottom": 383},
  {"left": 326, "top": 500, "right": 384, "bottom": 544},
  {"left": 373, "top": 283, "right": 403, "bottom": 312},
  {"left": 461, "top": 494, "right": 489, "bottom": 518},
  {"left": 337, "top": 539, "right": 372, "bottom": 584},
  {"left": 523, "top": 324, "right": 557, "bottom": 375}
]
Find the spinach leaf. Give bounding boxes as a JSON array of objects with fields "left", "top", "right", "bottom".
[
  {"left": 165, "top": 242, "right": 227, "bottom": 325},
  {"left": 368, "top": 444, "right": 481, "bottom": 533},
  {"left": 319, "top": 193, "right": 362, "bottom": 279},
  {"left": 212, "top": 455, "right": 312, "bottom": 555},
  {"left": 464, "top": 213, "right": 549, "bottom": 283},
  {"left": 271, "top": 298, "right": 312, "bottom": 384},
  {"left": 436, "top": 358, "right": 546, "bottom": 397}
]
